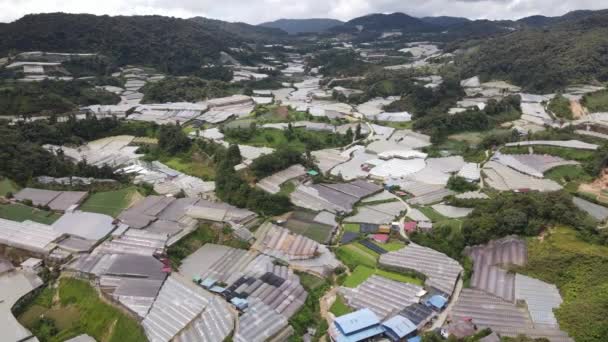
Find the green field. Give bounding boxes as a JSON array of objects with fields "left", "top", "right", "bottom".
[
  {"left": 342, "top": 265, "right": 423, "bottom": 288},
  {"left": 330, "top": 295, "right": 353, "bottom": 317},
  {"left": 545, "top": 165, "right": 593, "bottom": 192},
  {"left": 501, "top": 145, "right": 596, "bottom": 163},
  {"left": 0, "top": 178, "right": 19, "bottom": 196},
  {"left": 417, "top": 206, "right": 463, "bottom": 230},
  {"left": 343, "top": 223, "right": 360, "bottom": 233},
  {"left": 382, "top": 241, "right": 406, "bottom": 251},
  {"left": 18, "top": 278, "right": 147, "bottom": 342},
  {"left": 161, "top": 149, "right": 216, "bottom": 181},
  {"left": 583, "top": 89, "right": 608, "bottom": 113},
  {"left": 0, "top": 204, "right": 62, "bottom": 224},
  {"left": 283, "top": 210, "right": 334, "bottom": 243},
  {"left": 515, "top": 227, "right": 608, "bottom": 342},
  {"left": 78, "top": 187, "right": 139, "bottom": 217},
  {"left": 335, "top": 243, "right": 378, "bottom": 269},
  {"left": 298, "top": 272, "right": 327, "bottom": 291}
]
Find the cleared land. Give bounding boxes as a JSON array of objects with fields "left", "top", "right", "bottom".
[
  {"left": 515, "top": 227, "right": 608, "bottom": 342},
  {"left": 342, "top": 265, "right": 423, "bottom": 288},
  {"left": 18, "top": 278, "right": 147, "bottom": 342},
  {"left": 0, "top": 203, "right": 61, "bottom": 224},
  {"left": 78, "top": 187, "right": 140, "bottom": 217}
]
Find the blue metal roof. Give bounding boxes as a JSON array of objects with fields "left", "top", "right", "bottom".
[
  {"left": 335, "top": 308, "right": 381, "bottom": 335},
  {"left": 408, "top": 336, "right": 422, "bottom": 342},
  {"left": 209, "top": 285, "right": 225, "bottom": 293},
  {"left": 382, "top": 315, "right": 417, "bottom": 338},
  {"left": 230, "top": 297, "right": 248, "bottom": 309},
  {"left": 334, "top": 324, "right": 385, "bottom": 342},
  {"left": 426, "top": 295, "right": 448, "bottom": 309},
  {"left": 201, "top": 277, "right": 216, "bottom": 288}
]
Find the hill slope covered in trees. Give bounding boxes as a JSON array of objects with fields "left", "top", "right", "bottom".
[
  {"left": 457, "top": 10, "right": 608, "bottom": 92},
  {"left": 0, "top": 13, "right": 244, "bottom": 75}
]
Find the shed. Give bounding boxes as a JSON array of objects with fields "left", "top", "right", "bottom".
[
  {"left": 231, "top": 297, "right": 248, "bottom": 310},
  {"left": 382, "top": 315, "right": 417, "bottom": 341},
  {"left": 20, "top": 258, "right": 43, "bottom": 273},
  {"left": 333, "top": 308, "right": 385, "bottom": 342},
  {"left": 425, "top": 295, "right": 448, "bottom": 310},
  {"left": 417, "top": 221, "right": 433, "bottom": 231}
]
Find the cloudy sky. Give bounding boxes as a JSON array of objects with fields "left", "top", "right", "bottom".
[{"left": 1, "top": 0, "right": 605, "bottom": 24}]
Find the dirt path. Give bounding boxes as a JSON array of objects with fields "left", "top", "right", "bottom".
[
  {"left": 570, "top": 99, "right": 588, "bottom": 119},
  {"left": 320, "top": 286, "right": 338, "bottom": 322}
]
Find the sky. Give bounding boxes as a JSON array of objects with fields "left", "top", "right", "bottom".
[{"left": 0, "top": 0, "right": 606, "bottom": 24}]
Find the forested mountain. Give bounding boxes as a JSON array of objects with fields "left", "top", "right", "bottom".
[
  {"left": 340, "top": 12, "right": 438, "bottom": 32},
  {"left": 259, "top": 18, "right": 344, "bottom": 34},
  {"left": 420, "top": 16, "right": 470, "bottom": 28},
  {"left": 191, "top": 17, "right": 288, "bottom": 41},
  {"left": 457, "top": 10, "right": 608, "bottom": 92},
  {"left": 0, "top": 13, "right": 243, "bottom": 75}
]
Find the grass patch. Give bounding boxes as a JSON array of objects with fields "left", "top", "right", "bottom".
[
  {"left": 161, "top": 150, "right": 216, "bottom": 181},
  {"left": 79, "top": 187, "right": 138, "bottom": 217},
  {"left": 167, "top": 224, "right": 249, "bottom": 268},
  {"left": 0, "top": 204, "right": 62, "bottom": 224},
  {"left": 501, "top": 146, "right": 596, "bottom": 163},
  {"left": 335, "top": 243, "right": 378, "bottom": 270},
  {"left": 423, "top": 138, "right": 486, "bottom": 163},
  {"left": 299, "top": 273, "right": 326, "bottom": 291},
  {"left": 515, "top": 227, "right": 608, "bottom": 342},
  {"left": 19, "top": 278, "right": 147, "bottom": 342},
  {"left": 342, "top": 265, "right": 423, "bottom": 288},
  {"left": 278, "top": 181, "right": 296, "bottom": 196},
  {"left": 545, "top": 165, "right": 593, "bottom": 193},
  {"left": 582, "top": 89, "right": 608, "bottom": 113},
  {"left": 383, "top": 241, "right": 406, "bottom": 251},
  {"left": 330, "top": 295, "right": 353, "bottom": 317},
  {"left": 377, "top": 121, "right": 413, "bottom": 130},
  {"left": 224, "top": 127, "right": 345, "bottom": 153},
  {"left": 343, "top": 223, "right": 360, "bottom": 233},
  {"left": 0, "top": 178, "right": 19, "bottom": 196},
  {"left": 283, "top": 210, "right": 334, "bottom": 243},
  {"left": 416, "top": 206, "right": 448, "bottom": 222},
  {"left": 549, "top": 94, "right": 573, "bottom": 120}
]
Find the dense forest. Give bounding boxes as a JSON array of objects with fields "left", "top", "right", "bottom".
[{"left": 0, "top": 13, "right": 243, "bottom": 74}]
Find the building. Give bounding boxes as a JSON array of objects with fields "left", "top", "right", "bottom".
[
  {"left": 331, "top": 308, "right": 385, "bottom": 342},
  {"left": 382, "top": 315, "right": 418, "bottom": 341}
]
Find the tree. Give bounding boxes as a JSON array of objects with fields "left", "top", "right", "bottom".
[
  {"left": 345, "top": 127, "right": 354, "bottom": 143},
  {"left": 158, "top": 124, "right": 191, "bottom": 154}
]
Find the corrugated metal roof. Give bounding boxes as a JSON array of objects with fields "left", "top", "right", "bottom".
[
  {"left": 382, "top": 315, "right": 416, "bottom": 338},
  {"left": 234, "top": 298, "right": 289, "bottom": 342},
  {"left": 379, "top": 243, "right": 462, "bottom": 295},
  {"left": 142, "top": 275, "right": 212, "bottom": 342},
  {"left": 334, "top": 308, "right": 380, "bottom": 334},
  {"left": 0, "top": 218, "right": 62, "bottom": 255}
]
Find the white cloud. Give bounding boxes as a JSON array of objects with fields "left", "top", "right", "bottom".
[{"left": 0, "top": 0, "right": 605, "bottom": 24}]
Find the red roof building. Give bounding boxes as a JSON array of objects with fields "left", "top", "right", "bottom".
[
  {"left": 371, "top": 234, "right": 390, "bottom": 244},
  {"left": 404, "top": 221, "right": 417, "bottom": 233}
]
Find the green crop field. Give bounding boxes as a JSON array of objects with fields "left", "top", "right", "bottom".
[
  {"left": 335, "top": 243, "right": 378, "bottom": 270},
  {"left": 19, "top": 278, "right": 147, "bottom": 342},
  {"left": 79, "top": 187, "right": 139, "bottom": 217},
  {"left": 0, "top": 204, "right": 61, "bottom": 224},
  {"left": 342, "top": 265, "right": 423, "bottom": 288}
]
